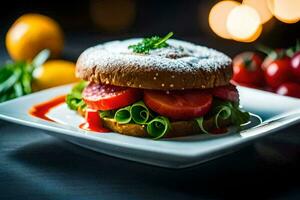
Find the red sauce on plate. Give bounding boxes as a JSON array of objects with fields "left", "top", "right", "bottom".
[
  {"left": 29, "top": 95, "right": 108, "bottom": 133},
  {"left": 79, "top": 122, "right": 109, "bottom": 132},
  {"left": 29, "top": 95, "right": 66, "bottom": 121}
]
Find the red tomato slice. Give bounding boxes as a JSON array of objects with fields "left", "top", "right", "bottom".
[
  {"left": 212, "top": 85, "right": 239, "bottom": 102},
  {"left": 144, "top": 90, "right": 213, "bottom": 120},
  {"left": 82, "top": 83, "right": 142, "bottom": 110}
]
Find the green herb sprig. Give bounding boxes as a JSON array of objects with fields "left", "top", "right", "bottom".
[
  {"left": 128, "top": 32, "right": 174, "bottom": 54},
  {"left": 0, "top": 49, "right": 50, "bottom": 103}
]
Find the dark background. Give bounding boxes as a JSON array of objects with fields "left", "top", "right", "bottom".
[
  {"left": 0, "top": 0, "right": 299, "bottom": 59},
  {"left": 0, "top": 1, "right": 299, "bottom": 199}
]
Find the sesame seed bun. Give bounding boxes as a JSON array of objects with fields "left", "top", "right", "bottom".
[{"left": 76, "top": 39, "right": 232, "bottom": 90}]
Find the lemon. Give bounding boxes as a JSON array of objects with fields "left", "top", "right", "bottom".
[
  {"left": 32, "top": 60, "right": 79, "bottom": 90},
  {"left": 6, "top": 13, "right": 64, "bottom": 61}
]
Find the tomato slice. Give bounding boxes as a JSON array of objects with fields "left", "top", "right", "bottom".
[
  {"left": 144, "top": 90, "right": 213, "bottom": 120},
  {"left": 82, "top": 83, "right": 142, "bottom": 110},
  {"left": 212, "top": 85, "right": 239, "bottom": 102}
]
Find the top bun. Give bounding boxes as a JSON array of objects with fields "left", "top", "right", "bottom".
[{"left": 76, "top": 38, "right": 232, "bottom": 90}]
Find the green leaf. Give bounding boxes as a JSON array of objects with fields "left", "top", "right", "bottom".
[
  {"left": 65, "top": 81, "right": 87, "bottom": 111},
  {"left": 130, "top": 101, "right": 150, "bottom": 124},
  {"left": 231, "top": 106, "right": 250, "bottom": 127},
  {"left": 114, "top": 106, "right": 132, "bottom": 124},
  {"left": 146, "top": 116, "right": 171, "bottom": 139}
]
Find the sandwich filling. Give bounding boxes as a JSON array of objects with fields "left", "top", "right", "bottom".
[{"left": 66, "top": 81, "right": 249, "bottom": 139}]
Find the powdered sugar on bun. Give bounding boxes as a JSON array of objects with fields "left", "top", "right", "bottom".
[{"left": 76, "top": 38, "right": 232, "bottom": 90}]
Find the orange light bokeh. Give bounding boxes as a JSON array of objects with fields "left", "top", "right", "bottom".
[
  {"left": 243, "top": 0, "right": 273, "bottom": 23},
  {"left": 227, "top": 5, "right": 262, "bottom": 42},
  {"left": 268, "top": 0, "right": 300, "bottom": 23},
  {"left": 208, "top": 1, "right": 240, "bottom": 39}
]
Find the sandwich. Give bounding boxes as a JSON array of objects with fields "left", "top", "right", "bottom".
[{"left": 66, "top": 32, "right": 250, "bottom": 139}]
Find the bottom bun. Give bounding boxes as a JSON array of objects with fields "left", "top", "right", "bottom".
[{"left": 102, "top": 117, "right": 231, "bottom": 138}]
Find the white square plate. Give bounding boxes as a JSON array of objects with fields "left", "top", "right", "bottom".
[{"left": 0, "top": 85, "right": 300, "bottom": 168}]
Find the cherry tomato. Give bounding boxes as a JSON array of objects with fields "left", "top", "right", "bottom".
[
  {"left": 261, "top": 48, "right": 285, "bottom": 71},
  {"left": 276, "top": 83, "right": 300, "bottom": 98},
  {"left": 291, "top": 51, "right": 300, "bottom": 80},
  {"left": 264, "top": 58, "right": 292, "bottom": 88},
  {"left": 232, "top": 52, "right": 264, "bottom": 86},
  {"left": 212, "top": 85, "right": 239, "bottom": 102},
  {"left": 83, "top": 83, "right": 142, "bottom": 110},
  {"left": 144, "top": 90, "right": 212, "bottom": 120}
]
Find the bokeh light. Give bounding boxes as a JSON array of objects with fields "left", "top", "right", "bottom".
[
  {"left": 90, "top": 0, "right": 136, "bottom": 32},
  {"left": 227, "top": 5, "right": 262, "bottom": 42},
  {"left": 243, "top": 0, "right": 273, "bottom": 23},
  {"left": 268, "top": 0, "right": 300, "bottom": 24},
  {"left": 208, "top": 1, "right": 240, "bottom": 39}
]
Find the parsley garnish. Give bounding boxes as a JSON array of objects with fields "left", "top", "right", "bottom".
[{"left": 128, "top": 32, "right": 174, "bottom": 54}]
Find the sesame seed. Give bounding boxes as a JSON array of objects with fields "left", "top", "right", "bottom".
[
  {"left": 153, "top": 77, "right": 157, "bottom": 80},
  {"left": 161, "top": 83, "right": 165, "bottom": 87},
  {"left": 181, "top": 88, "right": 185, "bottom": 90},
  {"left": 139, "top": 84, "right": 142, "bottom": 87},
  {"left": 171, "top": 75, "right": 175, "bottom": 78},
  {"left": 166, "top": 91, "right": 170, "bottom": 94},
  {"left": 170, "top": 84, "right": 174, "bottom": 87},
  {"left": 155, "top": 73, "right": 159, "bottom": 76}
]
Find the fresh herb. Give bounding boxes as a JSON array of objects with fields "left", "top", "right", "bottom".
[
  {"left": 0, "top": 49, "right": 50, "bottom": 103},
  {"left": 66, "top": 81, "right": 87, "bottom": 111},
  {"left": 128, "top": 32, "right": 174, "bottom": 54}
]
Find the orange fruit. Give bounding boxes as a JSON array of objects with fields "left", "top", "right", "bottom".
[
  {"left": 32, "top": 60, "right": 79, "bottom": 90},
  {"left": 6, "top": 13, "right": 64, "bottom": 61}
]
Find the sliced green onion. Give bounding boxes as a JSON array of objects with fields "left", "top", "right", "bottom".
[
  {"left": 146, "top": 116, "right": 171, "bottom": 139},
  {"left": 214, "top": 105, "right": 231, "bottom": 128},
  {"left": 13, "top": 82, "right": 23, "bottom": 97},
  {"left": 0, "top": 68, "right": 21, "bottom": 94},
  {"left": 114, "top": 106, "right": 132, "bottom": 124},
  {"left": 195, "top": 117, "right": 209, "bottom": 134},
  {"left": 130, "top": 101, "right": 150, "bottom": 124}
]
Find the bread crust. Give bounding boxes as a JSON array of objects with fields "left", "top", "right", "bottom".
[{"left": 76, "top": 39, "right": 232, "bottom": 90}]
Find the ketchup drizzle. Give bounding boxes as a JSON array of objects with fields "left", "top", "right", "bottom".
[
  {"left": 29, "top": 95, "right": 66, "bottom": 121},
  {"left": 29, "top": 95, "right": 108, "bottom": 133}
]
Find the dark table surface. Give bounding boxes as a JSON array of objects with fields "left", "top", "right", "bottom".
[{"left": 0, "top": 35, "right": 300, "bottom": 200}]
